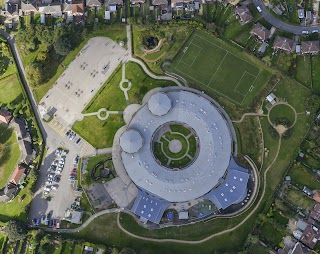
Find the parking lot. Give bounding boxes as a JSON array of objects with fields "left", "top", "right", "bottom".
[
  {"left": 39, "top": 37, "right": 128, "bottom": 128},
  {"left": 28, "top": 131, "right": 90, "bottom": 227}
]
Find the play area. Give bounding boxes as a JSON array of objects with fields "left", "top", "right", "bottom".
[{"left": 91, "top": 157, "right": 115, "bottom": 182}]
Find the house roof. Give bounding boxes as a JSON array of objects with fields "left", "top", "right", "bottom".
[
  {"left": 0, "top": 110, "right": 13, "bottom": 124},
  {"left": 273, "top": 36, "right": 294, "bottom": 52},
  {"left": 86, "top": 0, "right": 101, "bottom": 7},
  {"left": 20, "top": 1, "right": 37, "bottom": 12},
  {"left": 291, "top": 242, "right": 312, "bottom": 254},
  {"left": 106, "top": 0, "right": 123, "bottom": 5},
  {"left": 130, "top": 0, "right": 145, "bottom": 3},
  {"left": 38, "top": 4, "right": 62, "bottom": 14},
  {"left": 72, "top": 2, "right": 84, "bottom": 14},
  {"left": 300, "top": 225, "right": 320, "bottom": 249},
  {"left": 62, "top": 2, "right": 72, "bottom": 12},
  {"left": 234, "top": 6, "right": 252, "bottom": 24},
  {"left": 309, "top": 203, "right": 320, "bottom": 222},
  {"left": 152, "top": 0, "right": 167, "bottom": 5},
  {"left": 71, "top": 211, "right": 83, "bottom": 224},
  {"left": 250, "top": 23, "right": 271, "bottom": 41},
  {"left": 313, "top": 191, "right": 320, "bottom": 203},
  {"left": 10, "top": 165, "right": 26, "bottom": 185},
  {"left": 301, "top": 41, "right": 320, "bottom": 54},
  {"left": 3, "top": 2, "right": 18, "bottom": 15},
  {"left": 296, "top": 220, "right": 308, "bottom": 231}
]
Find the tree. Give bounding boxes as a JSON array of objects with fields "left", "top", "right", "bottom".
[
  {"left": 26, "top": 62, "right": 44, "bottom": 86},
  {"left": 4, "top": 221, "right": 26, "bottom": 242},
  {"left": 120, "top": 248, "right": 136, "bottom": 254},
  {"left": 37, "top": 51, "right": 48, "bottom": 62},
  {"left": 54, "top": 36, "right": 71, "bottom": 56}
]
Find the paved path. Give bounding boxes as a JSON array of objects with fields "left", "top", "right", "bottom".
[
  {"left": 252, "top": 0, "right": 320, "bottom": 34},
  {"left": 96, "top": 147, "right": 113, "bottom": 155},
  {"left": 267, "top": 102, "right": 298, "bottom": 129},
  {"left": 232, "top": 113, "right": 267, "bottom": 123}
]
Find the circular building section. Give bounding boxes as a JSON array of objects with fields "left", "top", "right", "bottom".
[
  {"left": 148, "top": 92, "right": 171, "bottom": 116},
  {"left": 120, "top": 89, "right": 232, "bottom": 202},
  {"left": 120, "top": 129, "right": 143, "bottom": 154}
]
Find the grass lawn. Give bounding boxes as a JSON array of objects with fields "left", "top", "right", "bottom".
[
  {"left": 259, "top": 222, "right": 284, "bottom": 247},
  {"left": 0, "top": 74, "right": 22, "bottom": 105},
  {"left": 83, "top": 154, "right": 114, "bottom": 186},
  {"left": 269, "top": 104, "right": 296, "bottom": 126},
  {"left": 143, "top": 43, "right": 170, "bottom": 61},
  {"left": 0, "top": 125, "right": 20, "bottom": 188},
  {"left": 311, "top": 55, "right": 320, "bottom": 94},
  {"left": 170, "top": 29, "right": 272, "bottom": 106},
  {"left": 60, "top": 241, "right": 73, "bottom": 254},
  {"left": 83, "top": 64, "right": 126, "bottom": 113},
  {"left": 285, "top": 188, "right": 314, "bottom": 209},
  {"left": 73, "top": 243, "right": 83, "bottom": 254},
  {"left": 296, "top": 55, "right": 312, "bottom": 89},
  {"left": 289, "top": 164, "right": 320, "bottom": 190},
  {"left": 73, "top": 114, "right": 125, "bottom": 149},
  {"left": 125, "top": 61, "right": 176, "bottom": 104}
]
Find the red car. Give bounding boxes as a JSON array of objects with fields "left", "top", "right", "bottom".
[{"left": 53, "top": 220, "right": 57, "bottom": 228}]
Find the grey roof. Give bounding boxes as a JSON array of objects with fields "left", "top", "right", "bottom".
[
  {"left": 62, "top": 2, "right": 72, "bottom": 12},
  {"left": 131, "top": 190, "right": 169, "bottom": 224},
  {"left": 121, "top": 90, "right": 232, "bottom": 202},
  {"left": 38, "top": 4, "right": 62, "bottom": 15},
  {"left": 105, "top": 0, "right": 123, "bottom": 5},
  {"left": 20, "top": 2, "right": 37, "bottom": 12},
  {"left": 148, "top": 92, "right": 171, "bottom": 116},
  {"left": 120, "top": 129, "right": 143, "bottom": 154},
  {"left": 152, "top": 0, "right": 167, "bottom": 5},
  {"left": 86, "top": 0, "right": 101, "bottom": 7},
  {"left": 204, "top": 157, "right": 249, "bottom": 209}
]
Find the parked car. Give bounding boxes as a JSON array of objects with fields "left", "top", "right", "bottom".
[
  {"left": 43, "top": 191, "right": 49, "bottom": 195},
  {"left": 302, "top": 30, "right": 309, "bottom": 34},
  {"left": 52, "top": 185, "right": 58, "bottom": 190},
  {"left": 56, "top": 221, "right": 60, "bottom": 229},
  {"left": 75, "top": 138, "right": 81, "bottom": 144},
  {"left": 45, "top": 180, "right": 52, "bottom": 185},
  {"left": 256, "top": 6, "right": 262, "bottom": 12},
  {"left": 74, "top": 156, "right": 79, "bottom": 164},
  {"left": 35, "top": 218, "right": 41, "bottom": 226},
  {"left": 54, "top": 176, "right": 61, "bottom": 183},
  {"left": 49, "top": 220, "right": 53, "bottom": 228},
  {"left": 44, "top": 186, "right": 51, "bottom": 192},
  {"left": 55, "top": 148, "right": 62, "bottom": 155}
]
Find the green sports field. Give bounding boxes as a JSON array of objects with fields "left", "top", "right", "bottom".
[{"left": 170, "top": 30, "right": 271, "bottom": 105}]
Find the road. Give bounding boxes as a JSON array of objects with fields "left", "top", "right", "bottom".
[{"left": 252, "top": 0, "right": 320, "bottom": 34}]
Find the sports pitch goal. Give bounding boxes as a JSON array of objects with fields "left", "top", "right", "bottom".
[{"left": 171, "top": 30, "right": 271, "bottom": 105}]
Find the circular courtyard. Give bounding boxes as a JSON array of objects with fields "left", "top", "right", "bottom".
[{"left": 152, "top": 123, "right": 199, "bottom": 170}]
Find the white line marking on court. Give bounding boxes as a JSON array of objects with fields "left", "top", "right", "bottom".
[
  {"left": 234, "top": 71, "right": 256, "bottom": 96},
  {"left": 208, "top": 52, "right": 228, "bottom": 86},
  {"left": 180, "top": 43, "right": 202, "bottom": 67},
  {"left": 240, "top": 69, "right": 261, "bottom": 105}
]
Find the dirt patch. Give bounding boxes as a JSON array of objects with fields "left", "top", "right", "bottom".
[
  {"left": 275, "top": 124, "right": 287, "bottom": 135},
  {"left": 287, "top": 218, "right": 298, "bottom": 233}
]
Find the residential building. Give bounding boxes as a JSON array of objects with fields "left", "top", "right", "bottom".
[
  {"left": 273, "top": 36, "right": 294, "bottom": 53},
  {"left": 300, "top": 225, "right": 320, "bottom": 249},
  {"left": 266, "top": 93, "right": 277, "bottom": 105},
  {"left": 313, "top": 191, "right": 320, "bottom": 203},
  {"left": 38, "top": 4, "right": 62, "bottom": 17},
  {"left": 86, "top": 0, "right": 102, "bottom": 8},
  {"left": 130, "top": 0, "right": 145, "bottom": 4},
  {"left": 303, "top": 186, "right": 313, "bottom": 196},
  {"left": 250, "top": 23, "right": 271, "bottom": 41},
  {"left": 105, "top": 0, "right": 123, "bottom": 6},
  {"left": 152, "top": 0, "right": 167, "bottom": 5},
  {"left": 0, "top": 110, "right": 13, "bottom": 125},
  {"left": 0, "top": 1, "right": 19, "bottom": 28},
  {"left": 278, "top": 241, "right": 311, "bottom": 254},
  {"left": 301, "top": 41, "right": 320, "bottom": 55},
  {"left": 20, "top": 1, "right": 38, "bottom": 16},
  {"left": 309, "top": 203, "right": 320, "bottom": 222},
  {"left": 298, "top": 9, "right": 304, "bottom": 19},
  {"left": 234, "top": 6, "right": 252, "bottom": 25},
  {"left": 9, "top": 165, "right": 26, "bottom": 185}
]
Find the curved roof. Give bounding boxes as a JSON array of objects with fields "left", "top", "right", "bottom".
[
  {"left": 120, "top": 129, "right": 143, "bottom": 154},
  {"left": 121, "top": 90, "right": 232, "bottom": 202},
  {"left": 148, "top": 92, "right": 171, "bottom": 116}
]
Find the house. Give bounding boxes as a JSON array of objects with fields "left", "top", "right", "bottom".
[
  {"left": 313, "top": 191, "right": 320, "bottom": 203},
  {"left": 20, "top": 140, "right": 36, "bottom": 164},
  {"left": 0, "top": 1, "right": 19, "bottom": 28},
  {"left": 296, "top": 220, "right": 308, "bottom": 231},
  {"left": 86, "top": 0, "right": 102, "bottom": 8},
  {"left": 301, "top": 41, "right": 320, "bottom": 55},
  {"left": 234, "top": 6, "right": 252, "bottom": 25},
  {"left": 178, "top": 211, "right": 189, "bottom": 220},
  {"left": 273, "top": 36, "right": 294, "bottom": 53},
  {"left": 250, "top": 23, "right": 271, "bottom": 41},
  {"left": 9, "top": 165, "right": 26, "bottom": 185},
  {"left": 152, "top": 0, "right": 167, "bottom": 6},
  {"left": 266, "top": 93, "right": 277, "bottom": 105},
  {"left": 63, "top": 1, "right": 84, "bottom": 22},
  {"left": 309, "top": 203, "right": 320, "bottom": 222},
  {"left": 62, "top": 2, "right": 72, "bottom": 21},
  {"left": 84, "top": 246, "right": 94, "bottom": 254},
  {"left": 20, "top": 1, "right": 38, "bottom": 16},
  {"left": 278, "top": 241, "right": 312, "bottom": 254},
  {"left": 105, "top": 0, "right": 123, "bottom": 6},
  {"left": 300, "top": 224, "right": 320, "bottom": 249},
  {"left": 130, "top": 0, "right": 145, "bottom": 4},
  {"left": 0, "top": 110, "right": 13, "bottom": 125},
  {"left": 38, "top": 4, "right": 62, "bottom": 17}
]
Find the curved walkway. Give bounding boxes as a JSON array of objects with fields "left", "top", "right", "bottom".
[
  {"left": 267, "top": 102, "right": 298, "bottom": 129},
  {"left": 115, "top": 136, "right": 282, "bottom": 244},
  {"left": 232, "top": 113, "right": 267, "bottom": 123},
  {"left": 252, "top": 0, "right": 320, "bottom": 34},
  {"left": 161, "top": 61, "right": 188, "bottom": 87}
]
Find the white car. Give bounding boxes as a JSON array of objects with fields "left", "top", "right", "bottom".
[
  {"left": 56, "top": 221, "right": 60, "bottom": 229},
  {"left": 312, "top": 29, "right": 319, "bottom": 33},
  {"left": 43, "top": 191, "right": 49, "bottom": 195},
  {"left": 302, "top": 30, "right": 309, "bottom": 34},
  {"left": 45, "top": 180, "right": 52, "bottom": 184},
  {"left": 48, "top": 173, "right": 55, "bottom": 178},
  {"left": 44, "top": 186, "right": 51, "bottom": 192},
  {"left": 52, "top": 186, "right": 58, "bottom": 190},
  {"left": 256, "top": 6, "right": 262, "bottom": 12}
]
